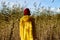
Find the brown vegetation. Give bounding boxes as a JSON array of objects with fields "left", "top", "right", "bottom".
[{"left": 0, "top": 1, "right": 60, "bottom": 40}]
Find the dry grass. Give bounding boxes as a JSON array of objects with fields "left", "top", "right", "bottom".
[
  {"left": 0, "top": 13, "right": 60, "bottom": 40},
  {"left": 1, "top": 1, "right": 60, "bottom": 40}
]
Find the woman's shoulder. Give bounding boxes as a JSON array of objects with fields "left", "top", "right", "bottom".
[
  {"left": 20, "top": 15, "right": 35, "bottom": 22},
  {"left": 20, "top": 15, "right": 31, "bottom": 21}
]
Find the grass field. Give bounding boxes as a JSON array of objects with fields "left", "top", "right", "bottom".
[
  {"left": 0, "top": 12, "right": 60, "bottom": 40},
  {"left": 0, "top": 2, "right": 60, "bottom": 40}
]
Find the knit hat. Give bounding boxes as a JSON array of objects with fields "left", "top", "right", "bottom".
[{"left": 24, "top": 8, "right": 31, "bottom": 15}]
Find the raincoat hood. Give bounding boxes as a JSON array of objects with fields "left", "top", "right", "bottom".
[{"left": 21, "top": 15, "right": 31, "bottom": 22}]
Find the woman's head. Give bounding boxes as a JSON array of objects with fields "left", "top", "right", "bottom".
[{"left": 24, "top": 8, "right": 31, "bottom": 15}]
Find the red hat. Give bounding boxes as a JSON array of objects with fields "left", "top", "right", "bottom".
[{"left": 24, "top": 8, "right": 31, "bottom": 15}]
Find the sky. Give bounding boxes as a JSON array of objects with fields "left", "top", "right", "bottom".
[{"left": 0, "top": 0, "right": 60, "bottom": 11}]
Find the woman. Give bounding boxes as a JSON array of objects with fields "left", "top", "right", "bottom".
[{"left": 19, "top": 8, "right": 35, "bottom": 40}]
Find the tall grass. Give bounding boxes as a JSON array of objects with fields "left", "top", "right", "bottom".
[{"left": 0, "top": 1, "right": 60, "bottom": 40}]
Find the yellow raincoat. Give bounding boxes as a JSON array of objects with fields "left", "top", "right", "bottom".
[{"left": 19, "top": 15, "right": 33, "bottom": 40}]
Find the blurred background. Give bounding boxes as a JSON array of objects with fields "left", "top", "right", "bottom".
[{"left": 0, "top": 0, "right": 60, "bottom": 40}]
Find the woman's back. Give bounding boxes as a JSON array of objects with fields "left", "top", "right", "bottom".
[{"left": 20, "top": 15, "right": 34, "bottom": 40}]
